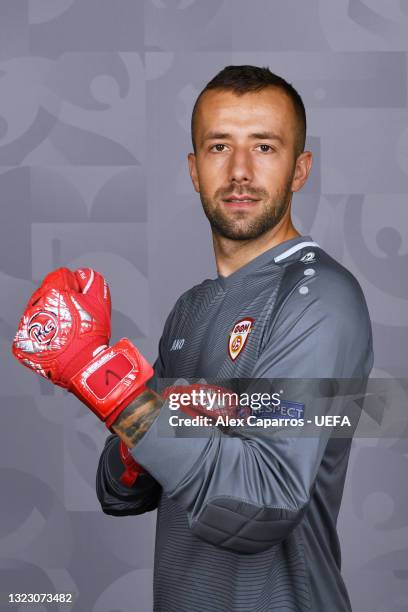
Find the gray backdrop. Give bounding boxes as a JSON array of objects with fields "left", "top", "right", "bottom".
[{"left": 1, "top": 1, "right": 407, "bottom": 611}]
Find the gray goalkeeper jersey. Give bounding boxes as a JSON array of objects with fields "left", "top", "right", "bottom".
[{"left": 96, "top": 235, "right": 373, "bottom": 612}]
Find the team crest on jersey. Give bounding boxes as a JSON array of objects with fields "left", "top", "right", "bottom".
[
  {"left": 28, "top": 311, "right": 58, "bottom": 345},
  {"left": 228, "top": 318, "right": 254, "bottom": 361}
]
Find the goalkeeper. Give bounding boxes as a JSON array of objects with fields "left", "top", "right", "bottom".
[{"left": 13, "top": 65, "right": 373, "bottom": 611}]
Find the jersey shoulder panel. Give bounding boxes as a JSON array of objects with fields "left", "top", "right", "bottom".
[
  {"left": 258, "top": 244, "right": 374, "bottom": 377},
  {"left": 273, "top": 244, "right": 370, "bottom": 325}
]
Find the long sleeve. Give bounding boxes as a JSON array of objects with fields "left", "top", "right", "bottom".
[
  {"left": 95, "top": 299, "right": 184, "bottom": 516},
  {"left": 130, "top": 264, "right": 373, "bottom": 552}
]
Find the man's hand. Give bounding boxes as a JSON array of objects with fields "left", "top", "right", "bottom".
[{"left": 12, "top": 267, "right": 154, "bottom": 432}]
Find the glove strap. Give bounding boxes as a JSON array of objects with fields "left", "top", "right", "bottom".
[
  {"left": 119, "top": 440, "right": 145, "bottom": 487},
  {"left": 70, "top": 338, "right": 154, "bottom": 432}
]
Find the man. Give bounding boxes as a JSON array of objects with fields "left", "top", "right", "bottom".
[{"left": 13, "top": 66, "right": 373, "bottom": 611}]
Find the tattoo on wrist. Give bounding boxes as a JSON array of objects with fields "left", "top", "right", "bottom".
[{"left": 112, "top": 389, "right": 163, "bottom": 448}]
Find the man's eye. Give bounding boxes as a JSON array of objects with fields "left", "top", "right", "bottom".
[
  {"left": 256, "top": 144, "right": 273, "bottom": 153},
  {"left": 211, "top": 144, "right": 226, "bottom": 152}
]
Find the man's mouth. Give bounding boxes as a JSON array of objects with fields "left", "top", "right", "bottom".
[{"left": 223, "top": 194, "right": 260, "bottom": 205}]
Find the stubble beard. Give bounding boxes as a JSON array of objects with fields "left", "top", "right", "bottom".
[{"left": 200, "top": 180, "right": 294, "bottom": 241}]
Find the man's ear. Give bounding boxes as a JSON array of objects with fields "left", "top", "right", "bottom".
[
  {"left": 188, "top": 152, "right": 200, "bottom": 193},
  {"left": 291, "top": 151, "right": 313, "bottom": 193}
]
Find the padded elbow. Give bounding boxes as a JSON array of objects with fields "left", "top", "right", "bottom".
[{"left": 190, "top": 497, "right": 305, "bottom": 554}]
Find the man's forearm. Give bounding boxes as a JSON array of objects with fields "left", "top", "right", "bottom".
[{"left": 111, "top": 388, "right": 164, "bottom": 449}]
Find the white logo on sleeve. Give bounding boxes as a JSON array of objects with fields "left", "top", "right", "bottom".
[
  {"left": 170, "top": 338, "right": 185, "bottom": 351},
  {"left": 300, "top": 251, "right": 316, "bottom": 264}
]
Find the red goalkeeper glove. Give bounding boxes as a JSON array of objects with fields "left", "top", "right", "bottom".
[{"left": 12, "top": 267, "right": 153, "bottom": 432}]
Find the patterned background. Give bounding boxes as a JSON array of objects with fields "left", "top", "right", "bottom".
[{"left": 0, "top": 1, "right": 407, "bottom": 610}]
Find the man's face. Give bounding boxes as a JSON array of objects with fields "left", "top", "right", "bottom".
[{"left": 188, "top": 87, "right": 303, "bottom": 241}]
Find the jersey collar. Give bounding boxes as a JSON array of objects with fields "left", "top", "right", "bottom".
[{"left": 217, "top": 235, "right": 316, "bottom": 289}]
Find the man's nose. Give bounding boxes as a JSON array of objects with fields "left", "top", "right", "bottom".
[{"left": 228, "top": 149, "right": 253, "bottom": 183}]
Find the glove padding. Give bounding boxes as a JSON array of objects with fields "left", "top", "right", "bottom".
[
  {"left": 12, "top": 267, "right": 153, "bottom": 431},
  {"left": 12, "top": 267, "right": 111, "bottom": 386}
]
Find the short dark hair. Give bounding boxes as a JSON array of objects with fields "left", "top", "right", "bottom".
[{"left": 191, "top": 65, "right": 306, "bottom": 156}]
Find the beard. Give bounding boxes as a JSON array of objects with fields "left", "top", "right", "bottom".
[{"left": 200, "top": 179, "right": 294, "bottom": 241}]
